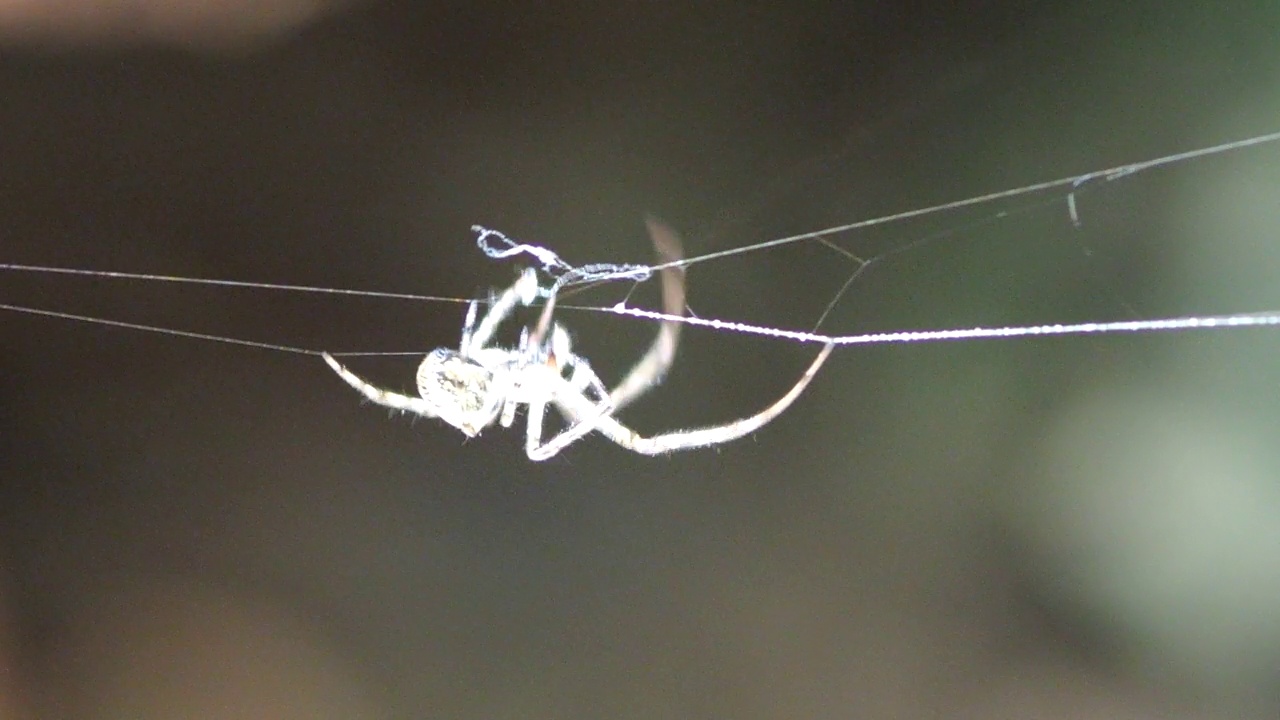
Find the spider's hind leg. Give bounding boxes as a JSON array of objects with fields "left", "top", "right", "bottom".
[{"left": 322, "top": 353, "right": 442, "bottom": 419}]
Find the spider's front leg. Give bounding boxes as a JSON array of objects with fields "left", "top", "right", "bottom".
[
  {"left": 463, "top": 267, "right": 541, "bottom": 356},
  {"left": 322, "top": 353, "right": 443, "bottom": 418}
]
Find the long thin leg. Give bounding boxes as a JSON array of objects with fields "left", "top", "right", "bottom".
[
  {"left": 458, "top": 299, "right": 479, "bottom": 356},
  {"left": 524, "top": 394, "right": 549, "bottom": 458},
  {"left": 499, "top": 327, "right": 534, "bottom": 428},
  {"left": 322, "top": 353, "right": 442, "bottom": 417},
  {"left": 607, "top": 216, "right": 686, "bottom": 411},
  {"left": 524, "top": 359, "right": 617, "bottom": 461},
  {"left": 465, "top": 267, "right": 540, "bottom": 355},
  {"left": 533, "top": 342, "right": 834, "bottom": 459},
  {"left": 527, "top": 398, "right": 615, "bottom": 461}
]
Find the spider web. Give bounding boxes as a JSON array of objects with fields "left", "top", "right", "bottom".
[
  {"left": 519, "top": 129, "right": 1280, "bottom": 352},
  {"left": 2, "top": 130, "right": 1280, "bottom": 359}
]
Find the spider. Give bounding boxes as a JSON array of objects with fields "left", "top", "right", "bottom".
[{"left": 321, "top": 218, "right": 834, "bottom": 460}]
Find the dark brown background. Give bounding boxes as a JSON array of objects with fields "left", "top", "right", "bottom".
[{"left": 2, "top": 2, "right": 1279, "bottom": 718}]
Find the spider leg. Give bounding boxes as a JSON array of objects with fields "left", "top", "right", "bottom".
[
  {"left": 547, "top": 324, "right": 610, "bottom": 401},
  {"left": 568, "top": 355, "right": 610, "bottom": 402},
  {"left": 525, "top": 360, "right": 618, "bottom": 461},
  {"left": 495, "top": 328, "right": 536, "bottom": 428},
  {"left": 523, "top": 391, "right": 549, "bottom": 457},
  {"left": 522, "top": 327, "right": 617, "bottom": 461},
  {"left": 465, "top": 267, "right": 541, "bottom": 355},
  {"left": 322, "top": 353, "right": 442, "bottom": 418},
  {"left": 608, "top": 216, "right": 686, "bottom": 411},
  {"left": 538, "top": 342, "right": 834, "bottom": 458},
  {"left": 458, "top": 299, "right": 479, "bottom": 354}
]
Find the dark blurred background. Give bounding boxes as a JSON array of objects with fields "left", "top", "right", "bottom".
[{"left": 2, "top": 1, "right": 1279, "bottom": 718}]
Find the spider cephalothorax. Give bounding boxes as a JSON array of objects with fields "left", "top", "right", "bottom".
[{"left": 323, "top": 219, "right": 833, "bottom": 460}]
